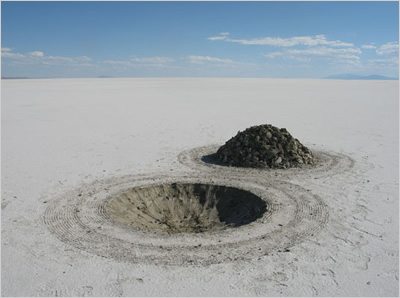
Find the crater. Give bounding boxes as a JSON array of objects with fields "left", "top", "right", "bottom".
[{"left": 104, "top": 183, "right": 267, "bottom": 234}]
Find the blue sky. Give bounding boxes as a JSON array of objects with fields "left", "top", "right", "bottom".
[{"left": 1, "top": 1, "right": 399, "bottom": 78}]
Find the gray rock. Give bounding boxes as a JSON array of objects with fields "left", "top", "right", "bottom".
[{"left": 216, "top": 124, "right": 315, "bottom": 169}]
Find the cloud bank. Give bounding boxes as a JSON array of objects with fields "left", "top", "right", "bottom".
[
  {"left": 187, "top": 55, "right": 234, "bottom": 64},
  {"left": 208, "top": 33, "right": 353, "bottom": 47},
  {"left": 2, "top": 48, "right": 93, "bottom": 67}
]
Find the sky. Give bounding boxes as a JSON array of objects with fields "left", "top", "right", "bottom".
[{"left": 1, "top": 1, "right": 399, "bottom": 78}]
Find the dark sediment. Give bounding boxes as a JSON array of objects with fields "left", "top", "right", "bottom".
[{"left": 216, "top": 124, "right": 314, "bottom": 169}]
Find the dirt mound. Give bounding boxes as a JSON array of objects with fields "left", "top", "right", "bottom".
[{"left": 216, "top": 124, "right": 314, "bottom": 169}]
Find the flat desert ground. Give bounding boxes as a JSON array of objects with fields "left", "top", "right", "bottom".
[{"left": 1, "top": 78, "right": 398, "bottom": 296}]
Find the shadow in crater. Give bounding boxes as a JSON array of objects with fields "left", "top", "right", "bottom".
[
  {"left": 106, "top": 182, "right": 267, "bottom": 233},
  {"left": 214, "top": 185, "right": 267, "bottom": 227}
]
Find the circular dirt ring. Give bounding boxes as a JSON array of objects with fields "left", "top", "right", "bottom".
[
  {"left": 178, "top": 145, "right": 354, "bottom": 179},
  {"left": 43, "top": 172, "right": 328, "bottom": 266}
]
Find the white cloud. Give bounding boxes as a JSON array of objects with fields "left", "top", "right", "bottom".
[
  {"left": 368, "top": 57, "right": 399, "bottom": 67},
  {"left": 293, "top": 56, "right": 313, "bottom": 62},
  {"left": 264, "top": 52, "right": 284, "bottom": 58},
  {"left": 38, "top": 54, "right": 93, "bottom": 66},
  {"left": 264, "top": 46, "right": 362, "bottom": 64},
  {"left": 1, "top": 51, "right": 25, "bottom": 58},
  {"left": 361, "top": 45, "right": 376, "bottom": 49},
  {"left": 131, "top": 56, "right": 174, "bottom": 64},
  {"left": 187, "top": 55, "right": 234, "bottom": 64},
  {"left": 103, "top": 57, "right": 180, "bottom": 69},
  {"left": 40, "top": 56, "right": 94, "bottom": 67},
  {"left": 29, "top": 51, "right": 44, "bottom": 57},
  {"left": 1, "top": 47, "right": 93, "bottom": 67},
  {"left": 210, "top": 34, "right": 353, "bottom": 47},
  {"left": 103, "top": 60, "right": 133, "bottom": 66},
  {"left": 376, "top": 42, "right": 399, "bottom": 56},
  {"left": 207, "top": 32, "right": 230, "bottom": 41},
  {"left": 207, "top": 36, "right": 228, "bottom": 41},
  {"left": 75, "top": 56, "right": 92, "bottom": 62},
  {"left": 286, "top": 47, "right": 361, "bottom": 56},
  {"left": 45, "top": 56, "right": 74, "bottom": 63},
  {"left": 2, "top": 47, "right": 25, "bottom": 58}
]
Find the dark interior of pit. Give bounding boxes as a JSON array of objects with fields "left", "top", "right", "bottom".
[
  {"left": 104, "top": 183, "right": 267, "bottom": 234},
  {"left": 209, "top": 124, "right": 315, "bottom": 169}
]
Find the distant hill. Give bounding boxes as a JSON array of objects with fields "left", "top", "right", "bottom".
[{"left": 324, "top": 73, "right": 398, "bottom": 80}]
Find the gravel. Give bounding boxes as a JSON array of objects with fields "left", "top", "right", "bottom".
[{"left": 216, "top": 124, "right": 315, "bottom": 169}]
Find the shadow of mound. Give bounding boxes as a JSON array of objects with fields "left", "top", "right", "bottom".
[{"left": 201, "top": 153, "right": 228, "bottom": 166}]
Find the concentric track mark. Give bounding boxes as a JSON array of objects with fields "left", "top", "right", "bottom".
[
  {"left": 178, "top": 145, "right": 355, "bottom": 180},
  {"left": 43, "top": 173, "right": 328, "bottom": 266}
]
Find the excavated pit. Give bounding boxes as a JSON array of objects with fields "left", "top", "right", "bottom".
[{"left": 104, "top": 183, "right": 267, "bottom": 234}]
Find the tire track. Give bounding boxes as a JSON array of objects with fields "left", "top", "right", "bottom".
[
  {"left": 177, "top": 145, "right": 354, "bottom": 180},
  {"left": 43, "top": 171, "right": 329, "bottom": 266}
]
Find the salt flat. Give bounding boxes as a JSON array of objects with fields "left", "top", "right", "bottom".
[{"left": 1, "top": 78, "right": 398, "bottom": 296}]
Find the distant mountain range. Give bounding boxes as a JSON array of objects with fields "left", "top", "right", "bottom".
[{"left": 324, "top": 74, "right": 398, "bottom": 80}]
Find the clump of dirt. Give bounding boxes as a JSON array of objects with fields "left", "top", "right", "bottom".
[{"left": 216, "top": 124, "right": 315, "bottom": 169}]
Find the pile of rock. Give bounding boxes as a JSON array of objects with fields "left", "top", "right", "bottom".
[{"left": 216, "top": 124, "right": 315, "bottom": 169}]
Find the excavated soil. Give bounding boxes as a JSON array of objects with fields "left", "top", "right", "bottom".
[
  {"left": 42, "top": 170, "right": 333, "bottom": 266},
  {"left": 216, "top": 124, "right": 315, "bottom": 168},
  {"left": 42, "top": 138, "right": 354, "bottom": 266},
  {"left": 104, "top": 183, "right": 267, "bottom": 233}
]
